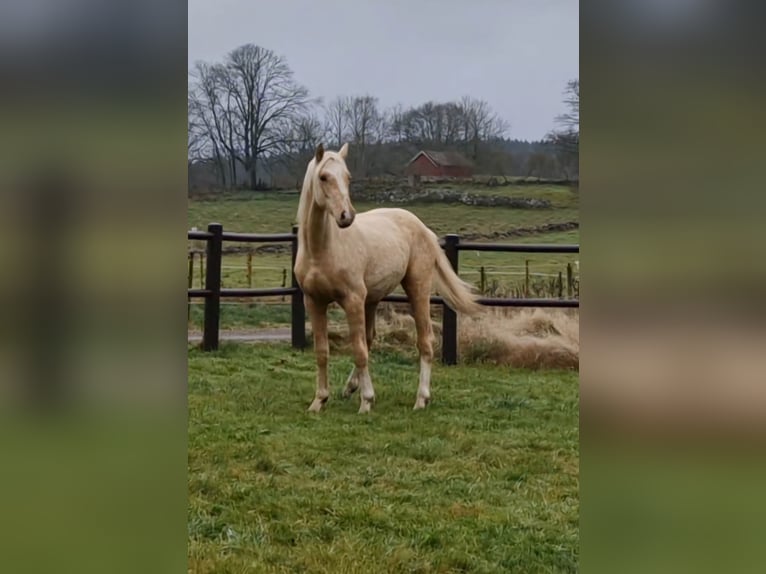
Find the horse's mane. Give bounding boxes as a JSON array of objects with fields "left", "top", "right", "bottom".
[
  {"left": 295, "top": 157, "right": 317, "bottom": 230},
  {"left": 296, "top": 154, "right": 342, "bottom": 230}
]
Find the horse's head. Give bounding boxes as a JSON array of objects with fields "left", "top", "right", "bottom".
[{"left": 313, "top": 143, "right": 356, "bottom": 228}]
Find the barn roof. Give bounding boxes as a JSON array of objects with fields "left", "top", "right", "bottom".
[{"left": 407, "top": 150, "right": 473, "bottom": 168}]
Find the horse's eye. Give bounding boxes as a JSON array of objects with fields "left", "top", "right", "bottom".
[{"left": 319, "top": 175, "right": 327, "bottom": 182}]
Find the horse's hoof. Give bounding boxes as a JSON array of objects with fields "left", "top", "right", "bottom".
[
  {"left": 358, "top": 399, "right": 373, "bottom": 414},
  {"left": 342, "top": 385, "right": 358, "bottom": 399},
  {"left": 413, "top": 397, "right": 430, "bottom": 410},
  {"left": 307, "top": 398, "right": 326, "bottom": 413}
]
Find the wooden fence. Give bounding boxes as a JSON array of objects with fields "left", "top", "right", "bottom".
[{"left": 188, "top": 223, "right": 579, "bottom": 364}]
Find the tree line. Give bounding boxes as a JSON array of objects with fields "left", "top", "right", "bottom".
[{"left": 188, "top": 44, "right": 578, "bottom": 190}]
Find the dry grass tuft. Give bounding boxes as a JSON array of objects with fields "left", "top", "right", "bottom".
[
  {"left": 458, "top": 308, "right": 578, "bottom": 370},
  {"left": 366, "top": 306, "right": 578, "bottom": 370}
]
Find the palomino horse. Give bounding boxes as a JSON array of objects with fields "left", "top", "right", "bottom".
[{"left": 294, "top": 143, "right": 481, "bottom": 413}]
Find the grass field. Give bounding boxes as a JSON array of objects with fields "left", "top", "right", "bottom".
[
  {"left": 187, "top": 185, "right": 578, "bottom": 237},
  {"left": 188, "top": 182, "right": 579, "bottom": 332},
  {"left": 188, "top": 343, "right": 579, "bottom": 573},
  {"left": 188, "top": 228, "right": 580, "bottom": 291}
]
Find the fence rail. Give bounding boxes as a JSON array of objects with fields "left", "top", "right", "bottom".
[
  {"left": 456, "top": 242, "right": 579, "bottom": 253},
  {"left": 220, "top": 231, "right": 295, "bottom": 243},
  {"left": 188, "top": 224, "right": 579, "bottom": 364}
]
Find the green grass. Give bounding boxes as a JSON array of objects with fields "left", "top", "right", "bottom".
[
  {"left": 403, "top": 204, "right": 577, "bottom": 237},
  {"left": 188, "top": 182, "right": 579, "bottom": 328},
  {"left": 189, "top": 239, "right": 578, "bottom": 295},
  {"left": 428, "top": 183, "right": 578, "bottom": 206},
  {"left": 188, "top": 193, "right": 300, "bottom": 234},
  {"left": 188, "top": 343, "right": 579, "bottom": 573},
  {"left": 188, "top": 302, "right": 293, "bottom": 330},
  {"left": 187, "top": 184, "right": 578, "bottom": 237},
  {"left": 188, "top": 302, "right": 346, "bottom": 331},
  {"left": 189, "top": 229, "right": 580, "bottom": 291}
]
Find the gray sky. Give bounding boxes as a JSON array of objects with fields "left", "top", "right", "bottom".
[{"left": 188, "top": 0, "right": 578, "bottom": 141}]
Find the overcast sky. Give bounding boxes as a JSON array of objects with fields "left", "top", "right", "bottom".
[{"left": 188, "top": 1, "right": 578, "bottom": 141}]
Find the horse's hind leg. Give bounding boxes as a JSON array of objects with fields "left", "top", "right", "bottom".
[
  {"left": 343, "top": 301, "right": 378, "bottom": 398},
  {"left": 402, "top": 277, "right": 435, "bottom": 410}
]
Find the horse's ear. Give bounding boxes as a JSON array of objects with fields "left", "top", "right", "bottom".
[
  {"left": 315, "top": 143, "right": 324, "bottom": 163},
  {"left": 339, "top": 143, "right": 349, "bottom": 159}
]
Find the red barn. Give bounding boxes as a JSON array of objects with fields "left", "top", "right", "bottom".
[{"left": 404, "top": 150, "right": 474, "bottom": 179}]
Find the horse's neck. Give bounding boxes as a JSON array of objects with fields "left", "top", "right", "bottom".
[{"left": 300, "top": 191, "right": 336, "bottom": 259}]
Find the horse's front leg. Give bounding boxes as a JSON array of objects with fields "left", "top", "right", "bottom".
[
  {"left": 343, "top": 301, "right": 378, "bottom": 398},
  {"left": 342, "top": 296, "right": 375, "bottom": 414},
  {"left": 305, "top": 296, "right": 329, "bottom": 412}
]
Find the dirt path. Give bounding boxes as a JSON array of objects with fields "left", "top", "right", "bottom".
[{"left": 188, "top": 327, "right": 291, "bottom": 343}]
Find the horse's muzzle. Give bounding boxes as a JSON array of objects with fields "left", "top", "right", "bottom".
[{"left": 337, "top": 209, "right": 356, "bottom": 228}]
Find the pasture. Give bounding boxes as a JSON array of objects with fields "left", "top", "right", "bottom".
[
  {"left": 188, "top": 343, "right": 579, "bottom": 573},
  {"left": 187, "top": 184, "right": 578, "bottom": 236},
  {"left": 187, "top": 182, "right": 579, "bottom": 331}
]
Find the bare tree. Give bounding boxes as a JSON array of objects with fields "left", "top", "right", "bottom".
[
  {"left": 459, "top": 96, "right": 509, "bottom": 159},
  {"left": 189, "top": 62, "right": 235, "bottom": 187},
  {"left": 278, "top": 111, "right": 327, "bottom": 184},
  {"left": 222, "top": 44, "right": 312, "bottom": 189},
  {"left": 324, "top": 96, "right": 349, "bottom": 150},
  {"left": 547, "top": 79, "right": 579, "bottom": 179},
  {"left": 442, "top": 102, "right": 464, "bottom": 144},
  {"left": 187, "top": 95, "right": 207, "bottom": 160},
  {"left": 295, "top": 113, "right": 326, "bottom": 152},
  {"left": 418, "top": 101, "right": 440, "bottom": 142},
  {"left": 384, "top": 103, "right": 407, "bottom": 143},
  {"left": 389, "top": 97, "right": 507, "bottom": 151},
  {"left": 399, "top": 107, "right": 420, "bottom": 143},
  {"left": 345, "top": 95, "right": 381, "bottom": 176},
  {"left": 189, "top": 45, "right": 530, "bottom": 183},
  {"left": 406, "top": 101, "right": 467, "bottom": 144},
  {"left": 557, "top": 79, "right": 579, "bottom": 133}
]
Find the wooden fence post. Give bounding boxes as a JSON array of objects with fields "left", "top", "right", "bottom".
[
  {"left": 480, "top": 265, "right": 486, "bottom": 295},
  {"left": 282, "top": 268, "right": 287, "bottom": 302},
  {"left": 525, "top": 259, "right": 530, "bottom": 297},
  {"left": 291, "top": 225, "right": 307, "bottom": 349},
  {"left": 202, "top": 223, "right": 223, "bottom": 351},
  {"left": 558, "top": 271, "right": 563, "bottom": 299},
  {"left": 247, "top": 252, "right": 253, "bottom": 288},
  {"left": 442, "top": 234, "right": 459, "bottom": 365},
  {"left": 187, "top": 252, "right": 194, "bottom": 322},
  {"left": 566, "top": 263, "right": 573, "bottom": 299}
]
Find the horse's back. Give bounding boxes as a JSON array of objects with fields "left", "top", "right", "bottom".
[{"left": 356, "top": 208, "right": 436, "bottom": 241}]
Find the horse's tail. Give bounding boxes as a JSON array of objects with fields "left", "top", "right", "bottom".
[{"left": 432, "top": 237, "right": 483, "bottom": 316}]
